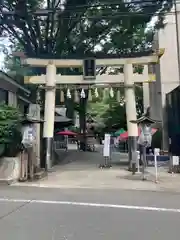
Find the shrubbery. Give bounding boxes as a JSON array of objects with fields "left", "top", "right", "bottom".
[{"left": 0, "top": 103, "right": 23, "bottom": 157}]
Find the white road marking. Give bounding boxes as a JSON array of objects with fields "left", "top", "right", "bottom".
[{"left": 0, "top": 198, "right": 179, "bottom": 213}]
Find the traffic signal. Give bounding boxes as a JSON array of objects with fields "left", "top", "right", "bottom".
[{"left": 83, "top": 58, "right": 96, "bottom": 80}]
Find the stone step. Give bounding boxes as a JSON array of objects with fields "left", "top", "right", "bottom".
[{"left": 34, "top": 169, "right": 47, "bottom": 180}]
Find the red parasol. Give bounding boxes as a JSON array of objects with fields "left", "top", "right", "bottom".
[
  {"left": 56, "top": 130, "right": 77, "bottom": 136},
  {"left": 118, "top": 128, "right": 157, "bottom": 141}
]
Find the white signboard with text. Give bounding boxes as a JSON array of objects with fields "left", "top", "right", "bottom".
[
  {"left": 55, "top": 107, "right": 67, "bottom": 117},
  {"left": 21, "top": 126, "right": 35, "bottom": 148},
  {"left": 103, "top": 134, "right": 111, "bottom": 157},
  {"left": 172, "top": 156, "right": 179, "bottom": 166}
]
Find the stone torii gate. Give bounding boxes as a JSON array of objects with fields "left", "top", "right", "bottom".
[{"left": 22, "top": 51, "right": 164, "bottom": 171}]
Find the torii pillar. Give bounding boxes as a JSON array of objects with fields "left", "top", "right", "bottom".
[{"left": 43, "top": 63, "right": 56, "bottom": 170}]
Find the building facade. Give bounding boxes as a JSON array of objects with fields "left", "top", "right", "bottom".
[
  {"left": 0, "top": 70, "right": 31, "bottom": 112},
  {"left": 146, "top": 3, "right": 180, "bottom": 150}
]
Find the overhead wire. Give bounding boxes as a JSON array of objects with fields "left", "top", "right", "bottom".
[
  {"left": 1, "top": 9, "right": 179, "bottom": 22},
  {"left": 37, "top": 1, "right": 168, "bottom": 11},
  {"left": 0, "top": 0, "right": 176, "bottom": 18},
  {"left": 1, "top": 0, "right": 173, "bottom": 8},
  {"left": 33, "top": 11, "right": 180, "bottom": 21}
]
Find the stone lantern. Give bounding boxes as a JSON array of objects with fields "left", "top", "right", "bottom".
[{"left": 130, "top": 110, "right": 160, "bottom": 180}]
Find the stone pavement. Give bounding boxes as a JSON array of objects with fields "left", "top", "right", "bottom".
[{"left": 13, "top": 146, "right": 180, "bottom": 192}]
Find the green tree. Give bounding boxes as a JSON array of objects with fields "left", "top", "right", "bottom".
[
  {"left": 86, "top": 85, "right": 143, "bottom": 133},
  {"left": 0, "top": 0, "right": 173, "bottom": 65},
  {"left": 0, "top": 0, "right": 173, "bottom": 147}
]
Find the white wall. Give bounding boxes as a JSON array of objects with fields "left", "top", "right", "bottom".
[
  {"left": 149, "top": 4, "right": 180, "bottom": 149},
  {"left": 158, "top": 5, "right": 180, "bottom": 98}
]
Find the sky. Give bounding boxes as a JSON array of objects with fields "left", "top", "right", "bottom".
[
  {"left": 0, "top": 38, "right": 8, "bottom": 70},
  {"left": 0, "top": 49, "right": 4, "bottom": 67},
  {"left": 0, "top": 56, "right": 3, "bottom": 63},
  {"left": 0, "top": 55, "right": 4, "bottom": 67}
]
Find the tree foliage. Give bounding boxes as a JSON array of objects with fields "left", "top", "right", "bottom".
[
  {"left": 0, "top": 0, "right": 173, "bottom": 60},
  {"left": 0, "top": 103, "right": 22, "bottom": 144},
  {"left": 86, "top": 85, "right": 143, "bottom": 133},
  {"left": 0, "top": 103, "right": 23, "bottom": 157},
  {"left": 0, "top": 0, "right": 173, "bottom": 136}
]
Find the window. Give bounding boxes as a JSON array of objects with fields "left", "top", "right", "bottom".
[{"left": 167, "top": 93, "right": 172, "bottom": 107}]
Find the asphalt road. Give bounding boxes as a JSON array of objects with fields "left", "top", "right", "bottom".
[{"left": 0, "top": 186, "right": 180, "bottom": 240}]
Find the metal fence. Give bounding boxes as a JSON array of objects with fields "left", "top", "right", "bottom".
[{"left": 53, "top": 140, "right": 67, "bottom": 151}]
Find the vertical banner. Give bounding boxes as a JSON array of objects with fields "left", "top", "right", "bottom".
[{"left": 74, "top": 111, "right": 80, "bottom": 128}]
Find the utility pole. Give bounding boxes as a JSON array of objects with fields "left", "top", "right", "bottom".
[{"left": 174, "top": 0, "right": 180, "bottom": 81}]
